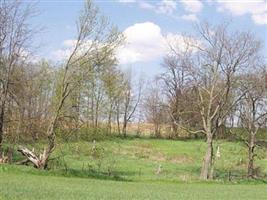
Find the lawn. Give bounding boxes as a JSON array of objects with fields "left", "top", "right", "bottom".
[
  {"left": 1, "top": 172, "right": 267, "bottom": 200},
  {"left": 0, "top": 137, "right": 267, "bottom": 199}
]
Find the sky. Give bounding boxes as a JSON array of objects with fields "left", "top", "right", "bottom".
[{"left": 30, "top": 0, "right": 267, "bottom": 78}]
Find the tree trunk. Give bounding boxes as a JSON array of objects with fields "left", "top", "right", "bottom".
[
  {"left": 171, "top": 121, "right": 178, "bottom": 138},
  {"left": 247, "top": 133, "right": 256, "bottom": 178},
  {"left": 40, "top": 115, "right": 58, "bottom": 169},
  {"left": 107, "top": 106, "right": 112, "bottom": 134},
  {"left": 154, "top": 123, "right": 161, "bottom": 138},
  {"left": 18, "top": 107, "right": 59, "bottom": 169},
  {"left": 122, "top": 105, "right": 127, "bottom": 137},
  {"left": 122, "top": 120, "right": 127, "bottom": 138},
  {"left": 116, "top": 101, "right": 121, "bottom": 135},
  {"left": 0, "top": 105, "right": 5, "bottom": 148},
  {"left": 200, "top": 135, "right": 213, "bottom": 180}
]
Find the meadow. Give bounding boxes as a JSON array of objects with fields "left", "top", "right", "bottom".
[{"left": 1, "top": 137, "right": 267, "bottom": 199}]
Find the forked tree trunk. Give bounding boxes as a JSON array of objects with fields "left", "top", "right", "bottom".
[
  {"left": 200, "top": 135, "right": 213, "bottom": 180},
  {"left": 18, "top": 115, "right": 57, "bottom": 169},
  {"left": 18, "top": 96, "right": 61, "bottom": 169}
]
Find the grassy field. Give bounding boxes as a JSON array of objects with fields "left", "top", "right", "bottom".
[
  {"left": 0, "top": 137, "right": 267, "bottom": 199},
  {"left": 1, "top": 172, "right": 267, "bottom": 200}
]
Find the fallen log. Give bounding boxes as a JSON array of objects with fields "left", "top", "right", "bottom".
[
  {"left": 17, "top": 146, "right": 42, "bottom": 168},
  {"left": 15, "top": 158, "right": 31, "bottom": 165}
]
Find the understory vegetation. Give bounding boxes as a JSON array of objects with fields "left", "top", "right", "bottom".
[
  {"left": 1, "top": 136, "right": 267, "bottom": 181},
  {"left": 1, "top": 136, "right": 267, "bottom": 199}
]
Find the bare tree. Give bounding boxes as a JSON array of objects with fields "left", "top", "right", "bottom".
[
  {"left": 237, "top": 67, "right": 267, "bottom": 178},
  {"left": 102, "top": 66, "right": 124, "bottom": 134},
  {"left": 144, "top": 80, "right": 167, "bottom": 138},
  {"left": 159, "top": 48, "right": 201, "bottom": 138},
  {"left": 120, "top": 70, "right": 142, "bottom": 137},
  {"left": 193, "top": 23, "right": 261, "bottom": 180},
  {"left": 0, "top": 1, "right": 35, "bottom": 148},
  {"left": 164, "top": 22, "right": 262, "bottom": 180}
]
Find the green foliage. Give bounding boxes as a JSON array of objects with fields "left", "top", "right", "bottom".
[
  {"left": 56, "top": 126, "right": 113, "bottom": 142},
  {"left": 229, "top": 127, "right": 267, "bottom": 140},
  {"left": 79, "top": 127, "right": 110, "bottom": 142}
]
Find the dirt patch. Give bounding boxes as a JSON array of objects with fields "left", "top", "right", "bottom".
[
  {"left": 168, "top": 155, "right": 194, "bottom": 164},
  {"left": 138, "top": 143, "right": 153, "bottom": 149},
  {"left": 149, "top": 153, "right": 166, "bottom": 162}
]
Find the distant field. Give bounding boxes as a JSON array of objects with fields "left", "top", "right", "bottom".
[
  {"left": 115, "top": 123, "right": 267, "bottom": 140},
  {"left": 0, "top": 138, "right": 267, "bottom": 199}
]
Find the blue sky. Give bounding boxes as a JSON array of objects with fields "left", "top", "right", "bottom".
[{"left": 32, "top": 0, "right": 267, "bottom": 78}]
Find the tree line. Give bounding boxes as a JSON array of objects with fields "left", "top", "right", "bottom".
[{"left": 0, "top": 0, "right": 266, "bottom": 180}]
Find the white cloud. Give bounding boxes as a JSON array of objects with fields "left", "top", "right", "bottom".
[
  {"left": 52, "top": 48, "right": 73, "bottom": 61},
  {"left": 252, "top": 13, "right": 267, "bottom": 25},
  {"left": 19, "top": 48, "right": 41, "bottom": 63},
  {"left": 157, "top": 0, "right": 177, "bottom": 15},
  {"left": 165, "top": 33, "right": 200, "bottom": 55},
  {"left": 52, "top": 39, "right": 77, "bottom": 61},
  {"left": 181, "top": 14, "right": 198, "bottom": 22},
  {"left": 52, "top": 22, "right": 198, "bottom": 65},
  {"left": 63, "top": 39, "right": 77, "bottom": 47},
  {"left": 116, "top": 22, "right": 198, "bottom": 64},
  {"left": 137, "top": 0, "right": 177, "bottom": 16},
  {"left": 139, "top": 1, "right": 155, "bottom": 10},
  {"left": 121, "top": 1, "right": 202, "bottom": 21},
  {"left": 216, "top": 0, "right": 267, "bottom": 25},
  {"left": 52, "top": 39, "right": 95, "bottom": 61},
  {"left": 117, "top": 0, "right": 136, "bottom": 3},
  {"left": 180, "top": 0, "right": 203, "bottom": 13},
  {"left": 116, "top": 22, "right": 165, "bottom": 64}
]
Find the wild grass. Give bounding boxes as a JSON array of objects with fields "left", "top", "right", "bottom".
[{"left": 0, "top": 137, "right": 267, "bottom": 199}]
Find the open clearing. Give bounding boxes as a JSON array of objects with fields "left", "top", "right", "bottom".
[{"left": 1, "top": 138, "right": 266, "bottom": 200}]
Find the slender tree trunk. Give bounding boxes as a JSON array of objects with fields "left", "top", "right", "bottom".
[
  {"left": 116, "top": 105, "right": 121, "bottom": 135},
  {"left": 247, "top": 132, "right": 256, "bottom": 178},
  {"left": 122, "top": 119, "right": 127, "bottom": 138},
  {"left": 200, "top": 134, "right": 213, "bottom": 180},
  {"left": 95, "top": 97, "right": 100, "bottom": 128},
  {"left": 0, "top": 84, "right": 8, "bottom": 148},
  {"left": 107, "top": 105, "right": 112, "bottom": 134},
  {"left": 0, "top": 104, "right": 5, "bottom": 148},
  {"left": 154, "top": 123, "right": 160, "bottom": 138},
  {"left": 91, "top": 98, "right": 95, "bottom": 128},
  {"left": 171, "top": 122, "right": 178, "bottom": 138}
]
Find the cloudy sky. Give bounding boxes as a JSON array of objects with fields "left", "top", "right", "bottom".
[{"left": 33, "top": 0, "right": 267, "bottom": 77}]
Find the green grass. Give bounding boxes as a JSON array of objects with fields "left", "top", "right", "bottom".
[
  {"left": 1, "top": 172, "right": 267, "bottom": 200},
  {"left": 0, "top": 137, "right": 267, "bottom": 199}
]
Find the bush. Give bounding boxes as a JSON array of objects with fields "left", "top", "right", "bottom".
[{"left": 57, "top": 126, "right": 112, "bottom": 142}]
